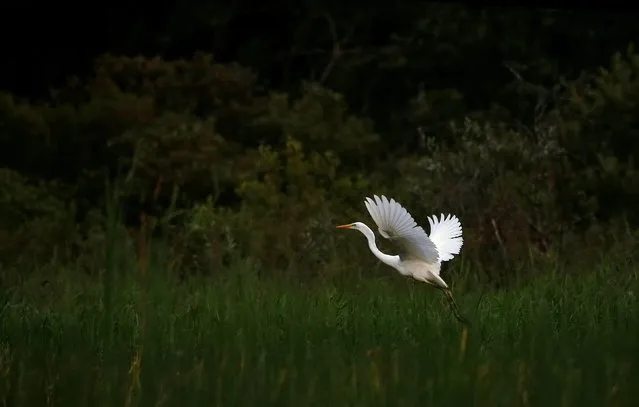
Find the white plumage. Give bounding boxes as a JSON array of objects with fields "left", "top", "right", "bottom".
[
  {"left": 427, "top": 213, "right": 464, "bottom": 262},
  {"left": 337, "top": 194, "right": 467, "bottom": 324}
]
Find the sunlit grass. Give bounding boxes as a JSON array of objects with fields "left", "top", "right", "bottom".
[{"left": 1, "top": 254, "right": 638, "bottom": 406}]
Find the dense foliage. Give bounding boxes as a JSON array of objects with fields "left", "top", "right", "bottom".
[
  {"left": 2, "top": 258, "right": 638, "bottom": 406},
  {"left": 2, "top": 6, "right": 639, "bottom": 285}
]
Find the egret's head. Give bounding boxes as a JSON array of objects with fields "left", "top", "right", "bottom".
[{"left": 336, "top": 222, "right": 365, "bottom": 231}]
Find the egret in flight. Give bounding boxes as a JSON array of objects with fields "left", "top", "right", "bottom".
[{"left": 336, "top": 195, "right": 468, "bottom": 325}]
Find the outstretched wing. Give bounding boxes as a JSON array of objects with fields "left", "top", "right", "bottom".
[
  {"left": 427, "top": 214, "right": 463, "bottom": 262},
  {"left": 364, "top": 195, "right": 439, "bottom": 264}
]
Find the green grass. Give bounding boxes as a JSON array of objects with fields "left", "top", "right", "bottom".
[{"left": 1, "top": 257, "right": 639, "bottom": 406}]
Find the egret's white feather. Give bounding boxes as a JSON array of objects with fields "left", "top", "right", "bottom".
[
  {"left": 364, "top": 195, "right": 439, "bottom": 264},
  {"left": 427, "top": 214, "right": 463, "bottom": 262}
]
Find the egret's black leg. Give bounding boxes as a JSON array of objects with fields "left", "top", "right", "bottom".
[{"left": 443, "top": 288, "right": 470, "bottom": 327}]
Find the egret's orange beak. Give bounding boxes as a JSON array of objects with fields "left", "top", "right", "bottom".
[{"left": 336, "top": 224, "right": 353, "bottom": 229}]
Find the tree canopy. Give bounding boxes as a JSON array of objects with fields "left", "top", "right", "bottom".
[{"left": 2, "top": 4, "right": 639, "bottom": 283}]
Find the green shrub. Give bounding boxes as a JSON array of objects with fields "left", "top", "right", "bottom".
[
  {"left": 0, "top": 168, "right": 76, "bottom": 267},
  {"left": 2, "top": 47, "right": 639, "bottom": 283}
]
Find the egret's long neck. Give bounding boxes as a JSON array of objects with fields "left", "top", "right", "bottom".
[{"left": 358, "top": 224, "right": 399, "bottom": 268}]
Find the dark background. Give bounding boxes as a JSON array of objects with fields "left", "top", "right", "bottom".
[{"left": 2, "top": 2, "right": 639, "bottom": 281}]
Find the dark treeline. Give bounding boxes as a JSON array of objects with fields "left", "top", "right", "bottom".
[
  {"left": 4, "top": 5, "right": 638, "bottom": 107},
  {"left": 2, "top": 4, "right": 639, "bottom": 284}
]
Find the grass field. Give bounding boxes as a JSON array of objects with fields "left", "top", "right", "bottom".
[{"left": 1, "top": 253, "right": 639, "bottom": 406}]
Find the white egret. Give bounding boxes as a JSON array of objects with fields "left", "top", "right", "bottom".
[{"left": 336, "top": 195, "right": 468, "bottom": 325}]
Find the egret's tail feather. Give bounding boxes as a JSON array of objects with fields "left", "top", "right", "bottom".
[{"left": 444, "top": 289, "right": 470, "bottom": 327}]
